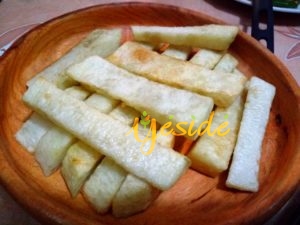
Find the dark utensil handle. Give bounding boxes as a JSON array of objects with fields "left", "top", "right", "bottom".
[{"left": 251, "top": 0, "right": 274, "bottom": 52}]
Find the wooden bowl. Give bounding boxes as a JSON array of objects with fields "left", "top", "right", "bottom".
[{"left": 0, "top": 3, "right": 299, "bottom": 225}]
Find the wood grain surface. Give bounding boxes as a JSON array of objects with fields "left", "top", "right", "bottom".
[{"left": 0, "top": 3, "right": 299, "bottom": 225}]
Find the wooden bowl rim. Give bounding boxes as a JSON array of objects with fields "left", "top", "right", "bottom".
[{"left": 0, "top": 2, "right": 299, "bottom": 225}]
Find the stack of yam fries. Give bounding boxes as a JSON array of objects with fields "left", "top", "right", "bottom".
[{"left": 16, "top": 25, "right": 275, "bottom": 217}]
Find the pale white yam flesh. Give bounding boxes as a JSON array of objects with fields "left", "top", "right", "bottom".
[
  {"left": 23, "top": 78, "right": 191, "bottom": 190},
  {"left": 67, "top": 55, "right": 214, "bottom": 140},
  {"left": 132, "top": 25, "right": 239, "bottom": 50},
  {"left": 226, "top": 76, "right": 275, "bottom": 192}
]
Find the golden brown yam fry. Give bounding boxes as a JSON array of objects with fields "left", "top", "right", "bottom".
[
  {"left": 107, "top": 42, "right": 246, "bottom": 107},
  {"left": 132, "top": 25, "right": 238, "bottom": 50}
]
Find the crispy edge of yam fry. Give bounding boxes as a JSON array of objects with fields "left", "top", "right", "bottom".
[
  {"left": 67, "top": 55, "right": 214, "bottom": 140},
  {"left": 107, "top": 41, "right": 246, "bottom": 107},
  {"left": 131, "top": 25, "right": 239, "bottom": 51},
  {"left": 226, "top": 76, "right": 275, "bottom": 192},
  {"left": 23, "top": 78, "right": 191, "bottom": 190},
  {"left": 27, "top": 28, "right": 122, "bottom": 88}
]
